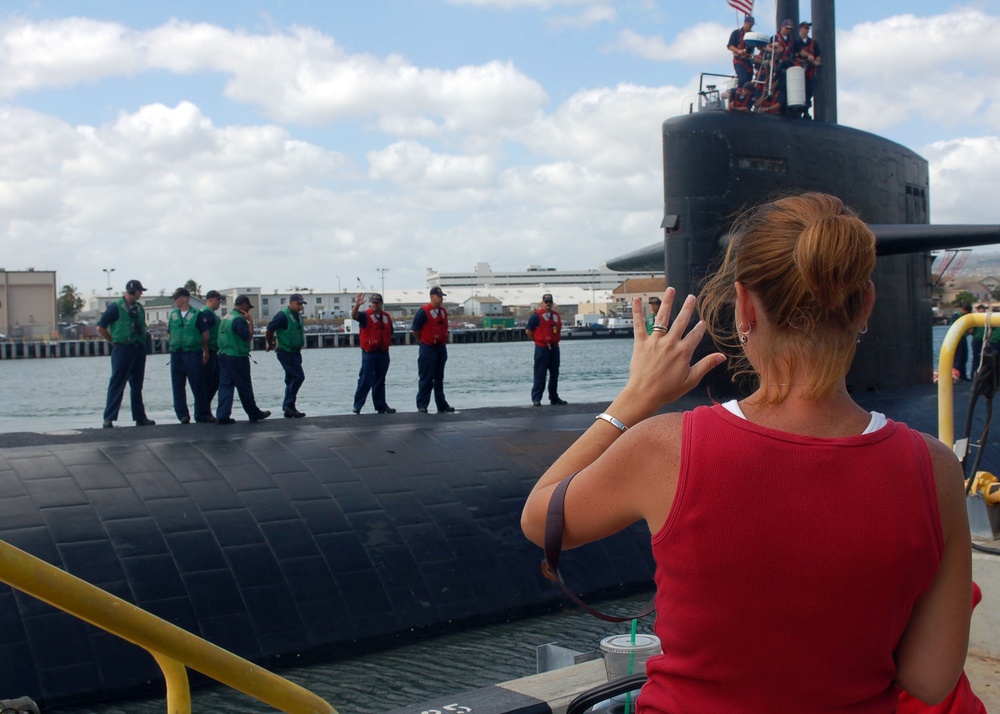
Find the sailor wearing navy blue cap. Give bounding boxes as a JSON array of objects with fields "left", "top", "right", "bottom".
[
  {"left": 412, "top": 286, "right": 455, "bottom": 413},
  {"left": 167, "top": 287, "right": 214, "bottom": 423},
  {"left": 216, "top": 295, "right": 270, "bottom": 425},
  {"left": 727, "top": 14, "right": 757, "bottom": 89},
  {"left": 200, "top": 290, "right": 223, "bottom": 410},
  {"left": 265, "top": 293, "right": 308, "bottom": 418},
  {"left": 97, "top": 279, "right": 155, "bottom": 428},
  {"left": 526, "top": 293, "right": 568, "bottom": 407}
]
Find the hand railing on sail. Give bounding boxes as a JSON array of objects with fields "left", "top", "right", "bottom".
[{"left": 0, "top": 538, "right": 337, "bottom": 714}]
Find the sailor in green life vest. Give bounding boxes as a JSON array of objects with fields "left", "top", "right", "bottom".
[
  {"left": 645, "top": 295, "right": 662, "bottom": 335},
  {"left": 201, "top": 290, "right": 223, "bottom": 411},
  {"left": 96, "top": 279, "right": 156, "bottom": 428},
  {"left": 265, "top": 292, "right": 308, "bottom": 418},
  {"left": 216, "top": 294, "right": 271, "bottom": 425},
  {"left": 167, "top": 287, "right": 214, "bottom": 423}
]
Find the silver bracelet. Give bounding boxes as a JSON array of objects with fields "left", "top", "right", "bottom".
[{"left": 595, "top": 412, "right": 628, "bottom": 432}]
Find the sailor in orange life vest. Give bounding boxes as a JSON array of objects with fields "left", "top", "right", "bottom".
[
  {"left": 411, "top": 286, "right": 455, "bottom": 413},
  {"left": 350, "top": 292, "right": 396, "bottom": 414},
  {"left": 525, "top": 293, "right": 568, "bottom": 406}
]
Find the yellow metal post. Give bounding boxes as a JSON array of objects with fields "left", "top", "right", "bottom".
[
  {"left": 938, "top": 312, "right": 1000, "bottom": 447},
  {"left": 0, "top": 539, "right": 336, "bottom": 714}
]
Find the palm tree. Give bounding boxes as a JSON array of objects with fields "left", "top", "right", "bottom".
[{"left": 58, "top": 284, "right": 85, "bottom": 321}]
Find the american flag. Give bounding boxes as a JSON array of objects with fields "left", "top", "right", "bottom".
[{"left": 728, "top": 0, "right": 754, "bottom": 17}]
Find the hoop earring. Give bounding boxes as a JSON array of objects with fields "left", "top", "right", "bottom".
[
  {"left": 737, "top": 322, "right": 752, "bottom": 345},
  {"left": 859, "top": 323, "right": 869, "bottom": 335}
]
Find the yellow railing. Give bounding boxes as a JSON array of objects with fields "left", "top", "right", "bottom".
[
  {"left": 937, "top": 312, "right": 1000, "bottom": 447},
  {"left": 0, "top": 538, "right": 337, "bottom": 714}
]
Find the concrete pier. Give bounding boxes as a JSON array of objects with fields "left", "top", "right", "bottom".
[{"left": 0, "top": 327, "right": 633, "bottom": 359}]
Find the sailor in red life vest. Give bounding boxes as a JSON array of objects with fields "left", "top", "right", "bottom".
[
  {"left": 795, "top": 21, "right": 822, "bottom": 114},
  {"left": 727, "top": 15, "right": 757, "bottom": 90},
  {"left": 351, "top": 292, "right": 396, "bottom": 415},
  {"left": 411, "top": 286, "right": 455, "bottom": 413},
  {"left": 525, "top": 293, "right": 568, "bottom": 407}
]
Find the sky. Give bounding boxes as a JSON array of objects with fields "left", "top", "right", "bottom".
[{"left": 2, "top": 0, "right": 999, "bottom": 299}]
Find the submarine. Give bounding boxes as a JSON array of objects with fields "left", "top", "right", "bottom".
[
  {"left": 2, "top": 1, "right": 1000, "bottom": 710},
  {"left": 608, "top": 0, "right": 1000, "bottom": 395}
]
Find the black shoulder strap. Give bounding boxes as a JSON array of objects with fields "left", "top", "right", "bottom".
[{"left": 541, "top": 472, "right": 655, "bottom": 623}]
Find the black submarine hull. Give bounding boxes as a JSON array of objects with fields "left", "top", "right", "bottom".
[{"left": 0, "top": 408, "right": 658, "bottom": 707}]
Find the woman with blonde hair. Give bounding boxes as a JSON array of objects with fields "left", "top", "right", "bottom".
[{"left": 522, "top": 193, "right": 971, "bottom": 711}]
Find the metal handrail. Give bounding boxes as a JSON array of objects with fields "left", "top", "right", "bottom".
[
  {"left": 0, "top": 538, "right": 337, "bottom": 714},
  {"left": 937, "top": 312, "right": 1000, "bottom": 447}
]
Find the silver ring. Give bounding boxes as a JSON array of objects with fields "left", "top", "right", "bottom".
[{"left": 651, "top": 323, "right": 669, "bottom": 333}]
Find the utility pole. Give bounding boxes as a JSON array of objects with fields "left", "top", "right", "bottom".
[{"left": 102, "top": 268, "right": 115, "bottom": 300}]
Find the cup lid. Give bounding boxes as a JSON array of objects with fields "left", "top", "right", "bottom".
[{"left": 599, "top": 634, "right": 661, "bottom": 654}]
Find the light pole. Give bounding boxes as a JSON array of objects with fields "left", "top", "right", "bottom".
[
  {"left": 335, "top": 275, "right": 341, "bottom": 294},
  {"left": 376, "top": 268, "right": 388, "bottom": 295},
  {"left": 102, "top": 268, "right": 115, "bottom": 300}
]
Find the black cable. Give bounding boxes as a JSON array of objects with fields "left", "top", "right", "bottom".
[{"left": 972, "top": 542, "right": 1000, "bottom": 556}]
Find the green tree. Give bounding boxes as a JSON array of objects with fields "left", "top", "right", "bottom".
[
  {"left": 991, "top": 288, "right": 1000, "bottom": 303},
  {"left": 183, "top": 279, "right": 202, "bottom": 298},
  {"left": 954, "top": 291, "right": 976, "bottom": 307},
  {"left": 57, "top": 284, "right": 85, "bottom": 321}
]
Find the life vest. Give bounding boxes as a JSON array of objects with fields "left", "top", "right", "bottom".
[
  {"left": 275, "top": 306, "right": 305, "bottom": 352},
  {"left": 531, "top": 308, "right": 562, "bottom": 348},
  {"left": 200, "top": 306, "right": 220, "bottom": 351},
  {"left": 773, "top": 31, "right": 796, "bottom": 65},
  {"left": 418, "top": 304, "right": 449, "bottom": 346},
  {"left": 168, "top": 308, "right": 203, "bottom": 352},
  {"left": 218, "top": 312, "right": 251, "bottom": 358},
  {"left": 360, "top": 310, "right": 393, "bottom": 352},
  {"left": 733, "top": 29, "right": 753, "bottom": 70},
  {"left": 108, "top": 298, "right": 146, "bottom": 345}
]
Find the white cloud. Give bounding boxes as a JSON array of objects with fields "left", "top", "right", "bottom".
[
  {"left": 612, "top": 22, "right": 730, "bottom": 64},
  {"left": 923, "top": 137, "right": 1000, "bottom": 224},
  {"left": 367, "top": 141, "right": 497, "bottom": 191},
  {"left": 550, "top": 5, "right": 617, "bottom": 28},
  {"left": 837, "top": 9, "right": 1000, "bottom": 133}
]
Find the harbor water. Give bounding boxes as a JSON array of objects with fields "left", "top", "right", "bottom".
[
  {"left": 4, "top": 329, "right": 955, "bottom": 712},
  {"left": 0, "top": 338, "right": 634, "bottom": 434}
]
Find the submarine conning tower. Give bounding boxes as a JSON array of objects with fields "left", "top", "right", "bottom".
[{"left": 660, "top": 0, "right": 936, "bottom": 394}]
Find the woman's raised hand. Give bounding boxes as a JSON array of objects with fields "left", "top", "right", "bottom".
[{"left": 624, "top": 288, "right": 725, "bottom": 414}]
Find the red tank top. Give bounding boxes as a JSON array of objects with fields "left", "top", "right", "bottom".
[
  {"left": 640, "top": 404, "right": 943, "bottom": 713},
  {"left": 359, "top": 310, "right": 392, "bottom": 352}
]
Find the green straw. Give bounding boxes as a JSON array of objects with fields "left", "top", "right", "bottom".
[{"left": 625, "top": 618, "right": 638, "bottom": 714}]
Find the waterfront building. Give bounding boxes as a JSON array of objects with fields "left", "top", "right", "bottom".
[
  {"left": 0, "top": 269, "right": 57, "bottom": 340},
  {"left": 463, "top": 295, "right": 504, "bottom": 317},
  {"left": 612, "top": 277, "right": 667, "bottom": 313},
  {"left": 426, "top": 262, "right": 656, "bottom": 292}
]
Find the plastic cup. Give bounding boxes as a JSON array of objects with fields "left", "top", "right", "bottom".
[{"left": 599, "top": 634, "right": 661, "bottom": 681}]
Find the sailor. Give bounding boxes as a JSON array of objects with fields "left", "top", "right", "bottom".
[
  {"left": 167, "top": 287, "right": 213, "bottom": 423},
  {"left": 728, "top": 82, "right": 756, "bottom": 112},
  {"left": 265, "top": 292, "right": 307, "bottom": 418},
  {"left": 96, "top": 279, "right": 156, "bottom": 428},
  {"left": 645, "top": 295, "right": 663, "bottom": 334},
  {"left": 770, "top": 19, "right": 798, "bottom": 111},
  {"left": 216, "top": 295, "right": 271, "bottom": 424},
  {"left": 727, "top": 15, "right": 757, "bottom": 89},
  {"left": 795, "top": 22, "right": 822, "bottom": 113},
  {"left": 526, "top": 293, "right": 568, "bottom": 406},
  {"left": 351, "top": 292, "right": 396, "bottom": 414},
  {"left": 200, "top": 290, "right": 222, "bottom": 411},
  {"left": 412, "top": 286, "right": 455, "bottom": 413}
]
